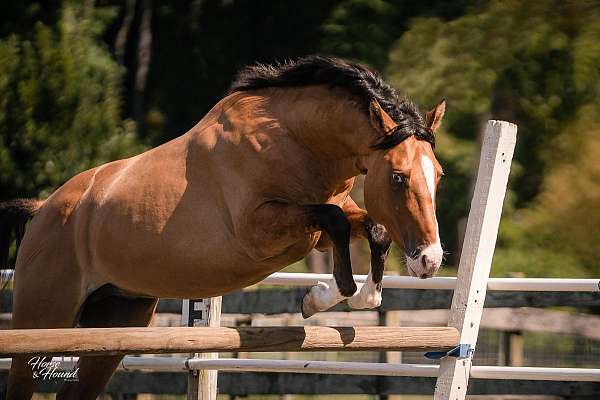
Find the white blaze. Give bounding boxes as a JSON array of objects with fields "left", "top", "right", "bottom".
[
  {"left": 420, "top": 154, "right": 440, "bottom": 244},
  {"left": 406, "top": 155, "right": 443, "bottom": 277}
]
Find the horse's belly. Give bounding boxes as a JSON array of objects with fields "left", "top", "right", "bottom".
[
  {"left": 86, "top": 199, "right": 317, "bottom": 298},
  {"left": 92, "top": 237, "right": 308, "bottom": 299},
  {"left": 164, "top": 233, "right": 320, "bottom": 298}
]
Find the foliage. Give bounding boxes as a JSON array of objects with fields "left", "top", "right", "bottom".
[
  {"left": 495, "top": 105, "right": 600, "bottom": 277},
  {"left": 320, "top": 0, "right": 405, "bottom": 70},
  {"left": 386, "top": 0, "right": 600, "bottom": 276},
  {"left": 0, "top": 3, "right": 142, "bottom": 200},
  {"left": 320, "top": 0, "right": 473, "bottom": 70},
  {"left": 143, "top": 0, "right": 336, "bottom": 142}
]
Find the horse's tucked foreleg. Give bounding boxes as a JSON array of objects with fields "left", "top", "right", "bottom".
[
  {"left": 347, "top": 220, "right": 391, "bottom": 309},
  {"left": 313, "top": 197, "right": 391, "bottom": 311},
  {"left": 300, "top": 203, "right": 356, "bottom": 318},
  {"left": 243, "top": 200, "right": 356, "bottom": 318}
]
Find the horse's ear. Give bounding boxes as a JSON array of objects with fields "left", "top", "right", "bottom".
[
  {"left": 424, "top": 99, "right": 446, "bottom": 133},
  {"left": 369, "top": 99, "right": 397, "bottom": 134}
]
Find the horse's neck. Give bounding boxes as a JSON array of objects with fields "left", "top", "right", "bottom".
[{"left": 183, "top": 89, "right": 373, "bottom": 203}]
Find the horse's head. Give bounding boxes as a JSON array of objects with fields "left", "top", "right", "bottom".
[{"left": 361, "top": 99, "right": 446, "bottom": 279}]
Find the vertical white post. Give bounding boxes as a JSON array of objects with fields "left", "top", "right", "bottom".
[
  {"left": 434, "top": 120, "right": 517, "bottom": 399},
  {"left": 182, "top": 296, "right": 223, "bottom": 400}
]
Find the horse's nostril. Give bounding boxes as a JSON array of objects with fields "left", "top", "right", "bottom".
[{"left": 421, "top": 255, "right": 428, "bottom": 269}]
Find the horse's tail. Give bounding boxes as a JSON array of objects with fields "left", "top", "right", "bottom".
[{"left": 0, "top": 199, "right": 44, "bottom": 269}]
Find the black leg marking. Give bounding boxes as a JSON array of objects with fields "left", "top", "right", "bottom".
[
  {"left": 308, "top": 204, "right": 356, "bottom": 297},
  {"left": 365, "top": 218, "right": 392, "bottom": 287}
]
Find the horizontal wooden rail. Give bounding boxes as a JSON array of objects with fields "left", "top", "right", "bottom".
[{"left": 0, "top": 326, "right": 459, "bottom": 357}]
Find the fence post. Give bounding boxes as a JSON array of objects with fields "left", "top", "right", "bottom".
[
  {"left": 434, "top": 120, "right": 517, "bottom": 399},
  {"left": 182, "top": 297, "right": 223, "bottom": 400},
  {"left": 508, "top": 331, "right": 524, "bottom": 366}
]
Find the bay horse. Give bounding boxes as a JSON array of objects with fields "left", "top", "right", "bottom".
[{"left": 1, "top": 55, "right": 445, "bottom": 399}]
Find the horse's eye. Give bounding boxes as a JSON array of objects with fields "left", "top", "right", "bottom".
[{"left": 391, "top": 172, "right": 406, "bottom": 186}]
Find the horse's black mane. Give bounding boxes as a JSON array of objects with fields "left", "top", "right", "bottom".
[{"left": 229, "top": 55, "right": 434, "bottom": 149}]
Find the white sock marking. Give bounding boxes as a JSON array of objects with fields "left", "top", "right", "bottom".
[
  {"left": 347, "top": 272, "right": 382, "bottom": 309},
  {"left": 304, "top": 279, "right": 346, "bottom": 316}
]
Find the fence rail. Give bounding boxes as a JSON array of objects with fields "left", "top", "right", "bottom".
[
  {"left": 3, "top": 287, "right": 600, "bottom": 315},
  {"left": 264, "top": 272, "right": 600, "bottom": 291},
  {"left": 0, "top": 326, "right": 459, "bottom": 357},
  {"left": 2, "top": 356, "right": 599, "bottom": 382}
]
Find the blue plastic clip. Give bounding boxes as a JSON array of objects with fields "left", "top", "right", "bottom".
[{"left": 424, "top": 343, "right": 471, "bottom": 360}]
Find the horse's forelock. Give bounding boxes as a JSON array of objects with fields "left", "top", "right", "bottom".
[{"left": 371, "top": 119, "right": 435, "bottom": 151}]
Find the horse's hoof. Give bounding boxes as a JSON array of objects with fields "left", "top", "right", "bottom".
[
  {"left": 301, "top": 290, "right": 316, "bottom": 319},
  {"left": 301, "top": 304, "right": 311, "bottom": 319},
  {"left": 346, "top": 295, "right": 361, "bottom": 309},
  {"left": 301, "top": 281, "right": 341, "bottom": 318},
  {"left": 347, "top": 290, "right": 382, "bottom": 310}
]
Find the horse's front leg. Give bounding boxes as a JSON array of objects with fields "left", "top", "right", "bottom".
[
  {"left": 346, "top": 218, "right": 391, "bottom": 309},
  {"left": 242, "top": 200, "right": 357, "bottom": 318},
  {"left": 313, "top": 197, "right": 392, "bottom": 311},
  {"left": 299, "top": 203, "right": 357, "bottom": 318}
]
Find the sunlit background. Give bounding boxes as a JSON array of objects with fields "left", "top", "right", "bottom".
[{"left": 1, "top": 0, "right": 599, "bottom": 398}]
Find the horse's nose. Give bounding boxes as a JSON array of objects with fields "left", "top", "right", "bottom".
[{"left": 419, "top": 254, "right": 436, "bottom": 279}]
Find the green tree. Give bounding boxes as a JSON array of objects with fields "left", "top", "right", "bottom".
[
  {"left": 386, "top": 0, "right": 600, "bottom": 276},
  {"left": 0, "top": 3, "right": 143, "bottom": 200},
  {"left": 320, "top": 0, "right": 474, "bottom": 70}
]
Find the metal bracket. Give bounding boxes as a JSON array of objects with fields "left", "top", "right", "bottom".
[{"left": 424, "top": 343, "right": 472, "bottom": 360}]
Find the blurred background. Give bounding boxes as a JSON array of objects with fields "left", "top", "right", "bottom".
[
  {"left": 1, "top": 0, "right": 598, "bottom": 278},
  {"left": 0, "top": 0, "right": 599, "bottom": 398}
]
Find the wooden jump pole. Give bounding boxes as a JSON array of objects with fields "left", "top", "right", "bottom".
[
  {"left": 434, "top": 120, "right": 518, "bottom": 399},
  {"left": 0, "top": 326, "right": 459, "bottom": 357}
]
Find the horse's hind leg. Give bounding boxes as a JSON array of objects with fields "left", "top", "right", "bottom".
[
  {"left": 5, "top": 357, "right": 39, "bottom": 400},
  {"left": 56, "top": 293, "right": 157, "bottom": 400},
  {"left": 8, "top": 311, "right": 83, "bottom": 400},
  {"left": 6, "top": 258, "right": 85, "bottom": 400}
]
